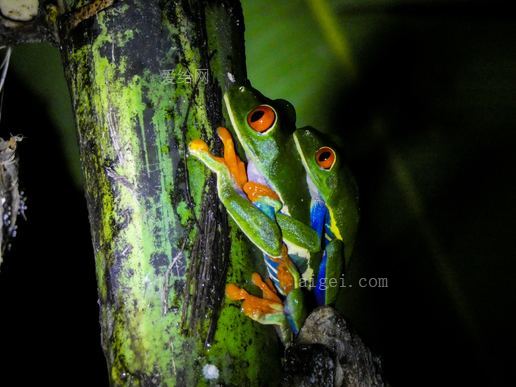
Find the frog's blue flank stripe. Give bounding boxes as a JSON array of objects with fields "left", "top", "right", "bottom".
[
  {"left": 311, "top": 200, "right": 339, "bottom": 305},
  {"left": 310, "top": 200, "right": 327, "bottom": 240},
  {"left": 314, "top": 249, "right": 328, "bottom": 305}
]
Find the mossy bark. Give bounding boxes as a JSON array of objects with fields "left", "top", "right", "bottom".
[{"left": 59, "top": 1, "right": 281, "bottom": 385}]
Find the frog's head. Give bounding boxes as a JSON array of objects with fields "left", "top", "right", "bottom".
[
  {"left": 296, "top": 128, "right": 360, "bottom": 260},
  {"left": 223, "top": 85, "right": 296, "bottom": 165},
  {"left": 293, "top": 127, "right": 341, "bottom": 196}
]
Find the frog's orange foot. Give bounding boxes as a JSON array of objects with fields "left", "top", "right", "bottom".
[
  {"left": 250, "top": 272, "right": 281, "bottom": 303},
  {"left": 243, "top": 182, "right": 281, "bottom": 205},
  {"left": 226, "top": 274, "right": 285, "bottom": 326},
  {"left": 189, "top": 139, "right": 210, "bottom": 153},
  {"left": 217, "top": 127, "right": 248, "bottom": 188},
  {"left": 188, "top": 138, "right": 230, "bottom": 174}
]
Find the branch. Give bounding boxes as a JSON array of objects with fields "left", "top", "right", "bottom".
[{"left": 284, "top": 307, "right": 386, "bottom": 386}]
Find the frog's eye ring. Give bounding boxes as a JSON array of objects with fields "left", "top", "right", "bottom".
[
  {"left": 247, "top": 105, "right": 276, "bottom": 133},
  {"left": 315, "top": 147, "right": 336, "bottom": 170}
]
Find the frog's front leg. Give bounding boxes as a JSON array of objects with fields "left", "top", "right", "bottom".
[
  {"left": 188, "top": 135, "right": 283, "bottom": 258},
  {"left": 242, "top": 180, "right": 321, "bottom": 287},
  {"left": 243, "top": 181, "right": 321, "bottom": 254}
]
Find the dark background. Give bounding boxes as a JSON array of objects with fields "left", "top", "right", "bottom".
[
  {"left": 0, "top": 75, "right": 105, "bottom": 384},
  {"left": 1, "top": 0, "right": 515, "bottom": 385}
]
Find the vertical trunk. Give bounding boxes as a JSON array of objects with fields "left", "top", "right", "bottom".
[{"left": 59, "top": 0, "right": 280, "bottom": 385}]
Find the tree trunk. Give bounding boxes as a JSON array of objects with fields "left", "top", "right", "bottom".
[{"left": 59, "top": 0, "right": 280, "bottom": 385}]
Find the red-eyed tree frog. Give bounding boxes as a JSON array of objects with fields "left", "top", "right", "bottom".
[
  {"left": 189, "top": 127, "right": 308, "bottom": 339},
  {"left": 294, "top": 128, "right": 359, "bottom": 305},
  {"left": 223, "top": 86, "right": 321, "bottom": 283}
]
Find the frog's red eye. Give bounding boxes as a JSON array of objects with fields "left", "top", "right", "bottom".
[
  {"left": 315, "top": 147, "right": 336, "bottom": 170},
  {"left": 247, "top": 105, "right": 276, "bottom": 133}
]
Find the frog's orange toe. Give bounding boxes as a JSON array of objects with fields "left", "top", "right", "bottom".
[
  {"left": 251, "top": 272, "right": 281, "bottom": 303},
  {"left": 226, "top": 283, "right": 248, "bottom": 301},
  {"left": 189, "top": 139, "right": 209, "bottom": 152},
  {"left": 217, "top": 126, "right": 232, "bottom": 141},
  {"left": 251, "top": 272, "right": 263, "bottom": 286}
]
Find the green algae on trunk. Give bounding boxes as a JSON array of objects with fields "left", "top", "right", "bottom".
[{"left": 59, "top": 1, "right": 281, "bottom": 385}]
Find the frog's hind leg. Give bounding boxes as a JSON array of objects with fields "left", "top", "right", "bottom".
[{"left": 226, "top": 274, "right": 291, "bottom": 344}]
